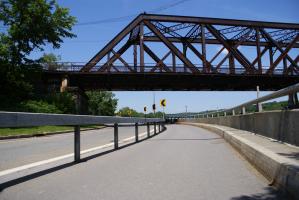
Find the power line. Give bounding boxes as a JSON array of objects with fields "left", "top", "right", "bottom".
[{"left": 75, "top": 0, "right": 191, "bottom": 26}]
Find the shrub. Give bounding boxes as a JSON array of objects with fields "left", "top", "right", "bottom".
[{"left": 19, "top": 100, "right": 62, "bottom": 113}]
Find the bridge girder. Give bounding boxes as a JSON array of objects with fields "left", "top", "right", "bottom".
[{"left": 80, "top": 14, "right": 299, "bottom": 76}]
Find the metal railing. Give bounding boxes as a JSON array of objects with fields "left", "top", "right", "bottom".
[
  {"left": 0, "top": 112, "right": 165, "bottom": 162},
  {"left": 177, "top": 82, "right": 299, "bottom": 119},
  {"left": 41, "top": 62, "right": 289, "bottom": 75}
]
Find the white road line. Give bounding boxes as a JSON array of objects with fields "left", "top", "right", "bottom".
[{"left": 0, "top": 129, "right": 155, "bottom": 177}]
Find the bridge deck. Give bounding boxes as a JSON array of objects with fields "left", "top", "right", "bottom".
[{"left": 44, "top": 71, "right": 299, "bottom": 91}]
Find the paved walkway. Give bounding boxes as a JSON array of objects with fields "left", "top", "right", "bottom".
[{"left": 0, "top": 125, "right": 287, "bottom": 200}]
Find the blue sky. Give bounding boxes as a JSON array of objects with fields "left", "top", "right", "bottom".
[{"left": 30, "top": 0, "right": 298, "bottom": 113}]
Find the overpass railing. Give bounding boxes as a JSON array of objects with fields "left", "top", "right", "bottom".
[
  {"left": 41, "top": 62, "right": 287, "bottom": 75},
  {"left": 0, "top": 112, "right": 165, "bottom": 162},
  {"left": 179, "top": 82, "right": 299, "bottom": 119}
]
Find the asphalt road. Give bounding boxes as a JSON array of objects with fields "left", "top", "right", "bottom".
[
  {"left": 0, "top": 124, "right": 287, "bottom": 200},
  {"left": 0, "top": 126, "right": 148, "bottom": 171}
]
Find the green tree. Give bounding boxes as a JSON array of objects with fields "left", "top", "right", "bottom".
[
  {"left": 0, "top": 0, "right": 76, "bottom": 64},
  {"left": 39, "top": 53, "right": 62, "bottom": 70},
  {"left": 118, "top": 107, "right": 143, "bottom": 117},
  {"left": 0, "top": 0, "right": 76, "bottom": 110},
  {"left": 86, "top": 91, "right": 118, "bottom": 116}
]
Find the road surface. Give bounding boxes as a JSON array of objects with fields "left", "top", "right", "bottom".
[
  {"left": 0, "top": 126, "right": 148, "bottom": 171},
  {"left": 0, "top": 124, "right": 287, "bottom": 200}
]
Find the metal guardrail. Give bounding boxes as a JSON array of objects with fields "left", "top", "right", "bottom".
[
  {"left": 0, "top": 112, "right": 165, "bottom": 162},
  {"left": 175, "top": 82, "right": 299, "bottom": 119}
]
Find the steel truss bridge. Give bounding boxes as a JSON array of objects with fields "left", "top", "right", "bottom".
[{"left": 44, "top": 14, "right": 299, "bottom": 90}]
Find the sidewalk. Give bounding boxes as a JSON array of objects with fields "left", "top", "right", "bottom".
[{"left": 180, "top": 122, "right": 299, "bottom": 199}]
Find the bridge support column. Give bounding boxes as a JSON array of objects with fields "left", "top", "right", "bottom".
[
  {"left": 224, "top": 112, "right": 227, "bottom": 117},
  {"left": 257, "top": 103, "right": 263, "bottom": 112},
  {"left": 242, "top": 107, "right": 246, "bottom": 115},
  {"left": 114, "top": 123, "right": 118, "bottom": 149},
  {"left": 67, "top": 87, "right": 88, "bottom": 115},
  {"left": 288, "top": 93, "right": 299, "bottom": 109},
  {"left": 74, "top": 125, "right": 80, "bottom": 162},
  {"left": 232, "top": 110, "right": 235, "bottom": 116},
  {"left": 135, "top": 123, "right": 139, "bottom": 142},
  {"left": 60, "top": 75, "right": 69, "bottom": 92},
  {"left": 147, "top": 123, "right": 150, "bottom": 137}
]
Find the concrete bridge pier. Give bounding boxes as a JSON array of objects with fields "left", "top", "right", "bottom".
[{"left": 288, "top": 93, "right": 299, "bottom": 109}]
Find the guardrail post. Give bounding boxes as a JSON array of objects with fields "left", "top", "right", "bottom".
[
  {"left": 74, "top": 125, "right": 80, "bottom": 162},
  {"left": 242, "top": 107, "right": 246, "bottom": 115},
  {"left": 135, "top": 123, "right": 139, "bottom": 142},
  {"left": 154, "top": 122, "right": 157, "bottom": 135},
  {"left": 114, "top": 123, "right": 118, "bottom": 149},
  {"left": 158, "top": 122, "right": 161, "bottom": 132},
  {"left": 232, "top": 110, "right": 235, "bottom": 116},
  {"left": 147, "top": 122, "right": 150, "bottom": 137}
]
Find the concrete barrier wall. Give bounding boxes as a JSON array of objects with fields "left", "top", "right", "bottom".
[{"left": 180, "top": 110, "right": 299, "bottom": 146}]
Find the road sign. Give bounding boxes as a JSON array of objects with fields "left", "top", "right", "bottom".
[
  {"left": 160, "top": 99, "right": 166, "bottom": 107},
  {"left": 152, "top": 104, "right": 156, "bottom": 111},
  {"left": 144, "top": 106, "right": 147, "bottom": 112}
]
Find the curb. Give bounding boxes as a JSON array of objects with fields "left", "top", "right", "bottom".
[
  {"left": 179, "top": 122, "right": 299, "bottom": 199},
  {"left": 0, "top": 127, "right": 106, "bottom": 140}
]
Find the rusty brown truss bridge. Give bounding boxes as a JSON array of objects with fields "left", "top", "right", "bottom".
[{"left": 44, "top": 14, "right": 299, "bottom": 90}]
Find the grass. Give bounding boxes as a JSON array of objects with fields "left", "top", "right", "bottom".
[{"left": 0, "top": 125, "right": 103, "bottom": 137}]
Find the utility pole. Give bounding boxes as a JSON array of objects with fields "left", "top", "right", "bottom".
[
  {"left": 256, "top": 85, "right": 263, "bottom": 112},
  {"left": 185, "top": 105, "right": 188, "bottom": 118}
]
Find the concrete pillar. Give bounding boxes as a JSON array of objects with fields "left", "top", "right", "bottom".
[
  {"left": 60, "top": 76, "right": 69, "bottom": 92},
  {"left": 232, "top": 110, "right": 235, "bottom": 116},
  {"left": 135, "top": 123, "right": 139, "bottom": 142},
  {"left": 114, "top": 123, "right": 118, "bottom": 149},
  {"left": 288, "top": 93, "right": 299, "bottom": 109},
  {"left": 224, "top": 112, "right": 227, "bottom": 117},
  {"left": 74, "top": 125, "right": 80, "bottom": 162},
  {"left": 257, "top": 103, "right": 263, "bottom": 112},
  {"left": 242, "top": 107, "right": 246, "bottom": 115}
]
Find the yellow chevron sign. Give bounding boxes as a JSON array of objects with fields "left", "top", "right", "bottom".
[{"left": 160, "top": 99, "right": 166, "bottom": 107}]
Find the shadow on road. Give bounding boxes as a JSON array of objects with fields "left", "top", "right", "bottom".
[
  {"left": 230, "top": 186, "right": 291, "bottom": 200},
  {"left": 0, "top": 128, "right": 167, "bottom": 192}
]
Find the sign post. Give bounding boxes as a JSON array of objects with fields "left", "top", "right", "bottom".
[
  {"left": 160, "top": 99, "right": 166, "bottom": 119},
  {"left": 144, "top": 106, "right": 147, "bottom": 118}
]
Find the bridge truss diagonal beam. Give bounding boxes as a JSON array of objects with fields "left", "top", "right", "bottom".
[
  {"left": 205, "top": 24, "right": 256, "bottom": 73},
  {"left": 143, "top": 20, "right": 200, "bottom": 73},
  {"left": 81, "top": 15, "right": 143, "bottom": 72}
]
